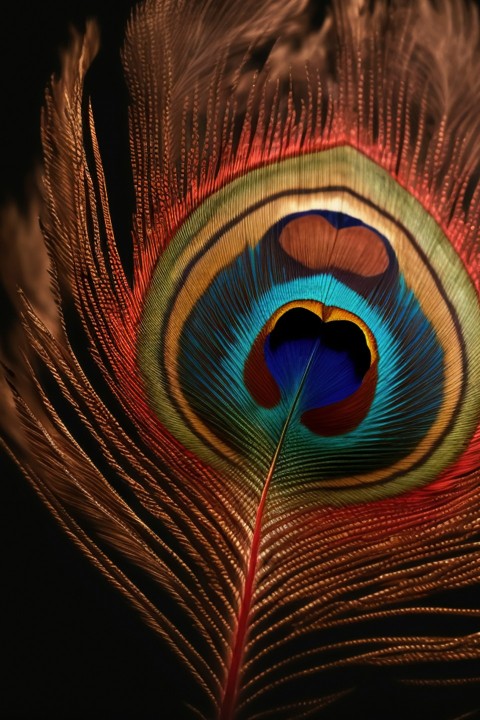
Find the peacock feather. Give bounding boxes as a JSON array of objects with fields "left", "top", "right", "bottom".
[{"left": 2, "top": 0, "right": 480, "bottom": 717}]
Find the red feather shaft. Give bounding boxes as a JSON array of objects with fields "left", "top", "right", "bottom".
[
  {"left": 220, "top": 462, "right": 272, "bottom": 720},
  {"left": 220, "top": 345, "right": 319, "bottom": 718}
]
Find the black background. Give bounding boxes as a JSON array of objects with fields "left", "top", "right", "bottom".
[
  {"left": 1, "top": 1, "right": 480, "bottom": 718},
  {"left": 0, "top": 2, "right": 181, "bottom": 718}
]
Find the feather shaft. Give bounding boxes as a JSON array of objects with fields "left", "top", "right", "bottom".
[{"left": 220, "top": 342, "right": 319, "bottom": 719}]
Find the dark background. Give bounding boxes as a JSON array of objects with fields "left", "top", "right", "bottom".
[
  {"left": 0, "top": 2, "right": 180, "bottom": 718},
  {"left": 1, "top": 1, "right": 480, "bottom": 718}
]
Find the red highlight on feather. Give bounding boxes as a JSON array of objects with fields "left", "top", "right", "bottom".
[
  {"left": 302, "top": 361, "right": 378, "bottom": 436},
  {"left": 244, "top": 330, "right": 281, "bottom": 409}
]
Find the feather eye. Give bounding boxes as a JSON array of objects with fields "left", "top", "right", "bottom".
[
  {"left": 2, "top": 0, "right": 480, "bottom": 718},
  {"left": 139, "top": 150, "right": 478, "bottom": 506}
]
